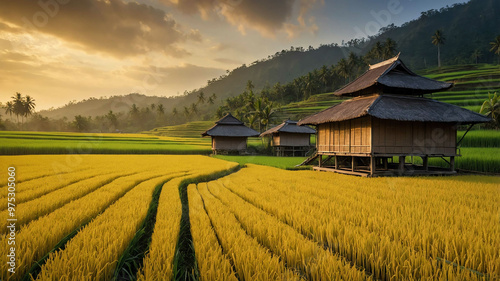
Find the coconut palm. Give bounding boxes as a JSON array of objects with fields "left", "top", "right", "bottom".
[
  {"left": 480, "top": 92, "right": 500, "bottom": 127},
  {"left": 11, "top": 92, "right": 24, "bottom": 124},
  {"left": 197, "top": 91, "right": 206, "bottom": 104},
  {"left": 490, "top": 35, "right": 500, "bottom": 64},
  {"left": 471, "top": 49, "right": 482, "bottom": 64},
  {"left": 336, "top": 58, "right": 351, "bottom": 84},
  {"left": 23, "top": 95, "right": 36, "bottom": 119},
  {"left": 5, "top": 101, "right": 14, "bottom": 120},
  {"left": 431, "top": 30, "right": 445, "bottom": 67},
  {"left": 383, "top": 38, "right": 397, "bottom": 59}
]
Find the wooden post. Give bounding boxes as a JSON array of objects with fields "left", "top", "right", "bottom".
[
  {"left": 352, "top": 156, "right": 356, "bottom": 172},
  {"left": 370, "top": 156, "right": 376, "bottom": 176},
  {"left": 383, "top": 158, "right": 388, "bottom": 170},
  {"left": 450, "top": 156, "right": 455, "bottom": 171},
  {"left": 423, "top": 156, "right": 428, "bottom": 171},
  {"left": 318, "top": 155, "right": 322, "bottom": 167},
  {"left": 334, "top": 156, "right": 338, "bottom": 169},
  {"left": 398, "top": 156, "right": 405, "bottom": 175}
]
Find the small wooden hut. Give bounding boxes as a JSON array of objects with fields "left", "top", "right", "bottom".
[
  {"left": 260, "top": 120, "right": 316, "bottom": 156},
  {"left": 298, "top": 56, "right": 490, "bottom": 176},
  {"left": 202, "top": 113, "right": 259, "bottom": 154}
]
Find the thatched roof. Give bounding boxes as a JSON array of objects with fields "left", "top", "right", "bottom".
[
  {"left": 297, "top": 94, "right": 491, "bottom": 125},
  {"left": 260, "top": 120, "right": 316, "bottom": 137},
  {"left": 334, "top": 56, "right": 453, "bottom": 96},
  {"left": 202, "top": 113, "right": 259, "bottom": 137}
]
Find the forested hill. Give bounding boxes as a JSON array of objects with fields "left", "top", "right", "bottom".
[{"left": 39, "top": 0, "right": 499, "bottom": 120}]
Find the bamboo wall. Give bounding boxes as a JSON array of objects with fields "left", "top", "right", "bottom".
[
  {"left": 272, "top": 133, "right": 310, "bottom": 147},
  {"left": 372, "top": 118, "right": 456, "bottom": 155},
  {"left": 212, "top": 137, "right": 247, "bottom": 151},
  {"left": 316, "top": 117, "right": 456, "bottom": 156},
  {"left": 317, "top": 116, "right": 371, "bottom": 154}
]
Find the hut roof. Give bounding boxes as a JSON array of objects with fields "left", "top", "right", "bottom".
[
  {"left": 202, "top": 113, "right": 259, "bottom": 137},
  {"left": 334, "top": 56, "right": 453, "bottom": 96},
  {"left": 260, "top": 120, "right": 316, "bottom": 137},
  {"left": 297, "top": 94, "right": 491, "bottom": 125}
]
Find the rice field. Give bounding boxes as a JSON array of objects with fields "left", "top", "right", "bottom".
[
  {"left": 0, "top": 131, "right": 211, "bottom": 155},
  {"left": 0, "top": 155, "right": 498, "bottom": 280}
]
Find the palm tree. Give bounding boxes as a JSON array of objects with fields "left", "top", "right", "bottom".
[
  {"left": 190, "top": 103, "right": 198, "bottom": 115},
  {"left": 172, "top": 107, "right": 178, "bottom": 116},
  {"left": 183, "top": 106, "right": 190, "bottom": 120},
  {"left": 336, "top": 58, "right": 351, "bottom": 84},
  {"left": 207, "top": 96, "right": 214, "bottom": 104},
  {"left": 11, "top": 92, "right": 24, "bottom": 124},
  {"left": 157, "top": 103, "right": 164, "bottom": 117},
  {"left": 480, "top": 92, "right": 500, "bottom": 127},
  {"left": 5, "top": 101, "right": 14, "bottom": 120},
  {"left": 23, "top": 95, "right": 36, "bottom": 120},
  {"left": 471, "top": 49, "right": 482, "bottom": 64},
  {"left": 370, "top": 42, "right": 384, "bottom": 60},
  {"left": 431, "top": 30, "right": 445, "bottom": 68},
  {"left": 197, "top": 91, "right": 206, "bottom": 104},
  {"left": 383, "top": 38, "right": 397, "bottom": 59},
  {"left": 490, "top": 35, "right": 500, "bottom": 64},
  {"left": 246, "top": 80, "right": 254, "bottom": 93}
]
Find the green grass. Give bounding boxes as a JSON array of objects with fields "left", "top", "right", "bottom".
[
  {"left": 0, "top": 131, "right": 211, "bottom": 155},
  {"left": 212, "top": 155, "right": 309, "bottom": 170},
  {"left": 409, "top": 147, "right": 500, "bottom": 174},
  {"left": 458, "top": 130, "right": 500, "bottom": 147}
]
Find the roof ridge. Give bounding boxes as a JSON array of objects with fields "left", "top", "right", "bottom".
[{"left": 368, "top": 54, "right": 400, "bottom": 70}]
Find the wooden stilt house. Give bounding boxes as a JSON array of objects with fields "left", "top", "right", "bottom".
[
  {"left": 202, "top": 113, "right": 259, "bottom": 155},
  {"left": 298, "top": 56, "right": 490, "bottom": 176},
  {"left": 260, "top": 120, "right": 316, "bottom": 156}
]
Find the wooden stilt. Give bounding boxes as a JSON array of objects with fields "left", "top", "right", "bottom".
[
  {"left": 318, "top": 155, "right": 322, "bottom": 167},
  {"left": 370, "top": 156, "right": 376, "bottom": 176},
  {"left": 423, "top": 156, "right": 428, "bottom": 171},
  {"left": 334, "top": 156, "right": 338, "bottom": 169},
  {"left": 383, "top": 158, "right": 388, "bottom": 170},
  {"left": 398, "top": 156, "right": 405, "bottom": 175},
  {"left": 352, "top": 156, "right": 356, "bottom": 172},
  {"left": 450, "top": 156, "right": 455, "bottom": 171}
]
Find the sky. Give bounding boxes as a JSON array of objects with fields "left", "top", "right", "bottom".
[{"left": 0, "top": 0, "right": 466, "bottom": 110}]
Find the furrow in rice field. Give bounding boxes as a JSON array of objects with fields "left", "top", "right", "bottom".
[
  {"left": 0, "top": 171, "right": 165, "bottom": 281},
  {"left": 34, "top": 174, "right": 178, "bottom": 280},
  {"left": 195, "top": 183, "right": 303, "bottom": 281},
  {"left": 188, "top": 184, "right": 239, "bottom": 281}
]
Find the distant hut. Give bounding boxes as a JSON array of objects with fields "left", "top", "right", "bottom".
[
  {"left": 260, "top": 120, "right": 316, "bottom": 156},
  {"left": 298, "top": 56, "right": 490, "bottom": 176},
  {"left": 202, "top": 113, "right": 259, "bottom": 155}
]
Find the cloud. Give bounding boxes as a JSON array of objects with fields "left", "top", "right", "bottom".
[
  {"left": 0, "top": 0, "right": 196, "bottom": 58},
  {"left": 163, "top": 0, "right": 321, "bottom": 38}
]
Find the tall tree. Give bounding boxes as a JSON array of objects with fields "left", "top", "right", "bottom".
[
  {"left": 11, "top": 93, "right": 24, "bottom": 124},
  {"left": 23, "top": 95, "right": 36, "bottom": 120},
  {"left": 197, "top": 91, "right": 206, "bottom": 104},
  {"left": 490, "top": 35, "right": 500, "bottom": 64},
  {"left": 471, "top": 49, "right": 482, "bottom": 64},
  {"left": 431, "top": 29, "right": 446, "bottom": 67},
  {"left": 5, "top": 101, "right": 14, "bottom": 120},
  {"left": 383, "top": 38, "right": 397, "bottom": 59},
  {"left": 336, "top": 58, "right": 351, "bottom": 84}
]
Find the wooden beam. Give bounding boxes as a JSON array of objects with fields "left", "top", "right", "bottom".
[
  {"left": 423, "top": 156, "right": 428, "bottom": 171},
  {"left": 398, "top": 156, "right": 405, "bottom": 175},
  {"left": 334, "top": 156, "right": 338, "bottom": 169},
  {"left": 370, "top": 156, "right": 376, "bottom": 176},
  {"left": 383, "top": 157, "right": 388, "bottom": 170},
  {"left": 318, "top": 155, "right": 322, "bottom": 167},
  {"left": 450, "top": 156, "right": 455, "bottom": 171},
  {"left": 352, "top": 156, "right": 356, "bottom": 172}
]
